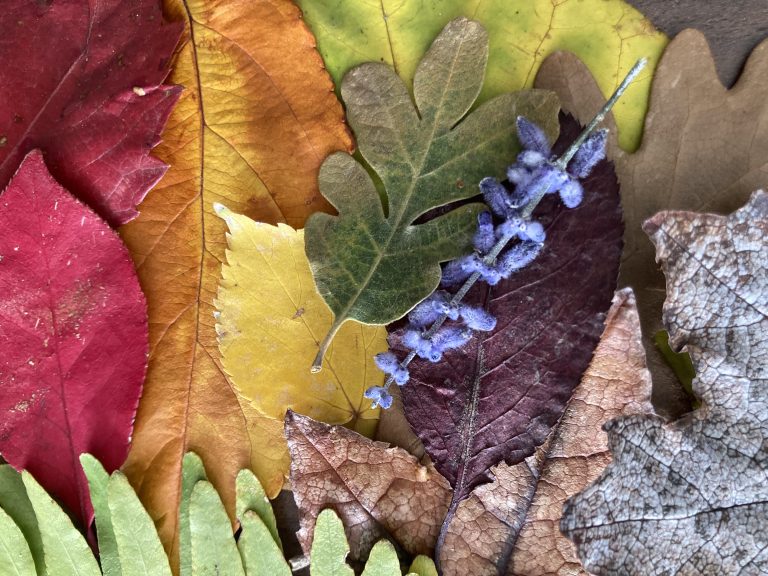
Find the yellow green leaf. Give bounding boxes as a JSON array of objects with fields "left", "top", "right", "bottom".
[
  {"left": 120, "top": 0, "right": 353, "bottom": 563},
  {"left": 190, "top": 481, "right": 245, "bottom": 576},
  {"left": 0, "top": 506, "right": 35, "bottom": 576},
  {"left": 235, "top": 469, "right": 281, "bottom": 551},
  {"left": 297, "top": 0, "right": 667, "bottom": 150},
  {"left": 214, "top": 205, "right": 387, "bottom": 457},
  {"left": 238, "top": 511, "right": 292, "bottom": 576}
]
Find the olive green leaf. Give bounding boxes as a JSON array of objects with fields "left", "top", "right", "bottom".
[
  {"left": 236, "top": 469, "right": 281, "bottom": 550},
  {"left": 189, "top": 481, "right": 245, "bottom": 576},
  {"left": 407, "top": 556, "right": 439, "bottom": 576},
  {"left": 310, "top": 509, "right": 354, "bottom": 576},
  {"left": 22, "top": 471, "right": 101, "bottom": 576},
  {"left": 0, "top": 466, "right": 45, "bottom": 575},
  {"left": 0, "top": 506, "right": 35, "bottom": 576},
  {"left": 306, "top": 18, "right": 559, "bottom": 367},
  {"left": 361, "top": 540, "right": 400, "bottom": 576},
  {"left": 238, "top": 511, "right": 291, "bottom": 576},
  {"left": 180, "top": 452, "right": 207, "bottom": 576},
  {"left": 80, "top": 454, "right": 121, "bottom": 576}
]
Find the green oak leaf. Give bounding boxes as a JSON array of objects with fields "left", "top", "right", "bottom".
[
  {"left": 0, "top": 466, "right": 45, "bottom": 575},
  {"left": 189, "top": 481, "right": 245, "bottom": 576},
  {"left": 361, "top": 540, "right": 400, "bottom": 576},
  {"left": 0, "top": 506, "right": 35, "bottom": 576},
  {"left": 306, "top": 17, "right": 559, "bottom": 367}
]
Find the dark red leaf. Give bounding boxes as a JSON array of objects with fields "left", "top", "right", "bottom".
[
  {"left": 0, "top": 0, "right": 182, "bottom": 226},
  {"left": 0, "top": 151, "right": 148, "bottom": 526},
  {"left": 400, "top": 115, "right": 623, "bottom": 513}
]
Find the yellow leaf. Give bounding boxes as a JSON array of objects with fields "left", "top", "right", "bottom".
[
  {"left": 214, "top": 205, "right": 387, "bottom": 448},
  {"left": 119, "top": 0, "right": 353, "bottom": 566}
]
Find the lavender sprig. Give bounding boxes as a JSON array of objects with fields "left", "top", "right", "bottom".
[{"left": 367, "top": 58, "right": 647, "bottom": 409}]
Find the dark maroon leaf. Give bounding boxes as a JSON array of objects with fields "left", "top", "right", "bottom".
[
  {"left": 400, "top": 115, "right": 623, "bottom": 525},
  {"left": 0, "top": 0, "right": 182, "bottom": 226}
]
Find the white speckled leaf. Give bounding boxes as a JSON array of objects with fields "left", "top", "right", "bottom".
[{"left": 562, "top": 191, "right": 768, "bottom": 575}]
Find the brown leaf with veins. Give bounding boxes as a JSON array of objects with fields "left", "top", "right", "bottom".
[
  {"left": 119, "top": 0, "right": 352, "bottom": 564},
  {"left": 439, "top": 289, "right": 653, "bottom": 576},
  {"left": 534, "top": 30, "right": 768, "bottom": 417},
  {"left": 285, "top": 410, "right": 451, "bottom": 564},
  {"left": 562, "top": 191, "right": 768, "bottom": 575}
]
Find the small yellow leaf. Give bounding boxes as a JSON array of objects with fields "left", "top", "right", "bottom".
[{"left": 215, "top": 205, "right": 388, "bottom": 464}]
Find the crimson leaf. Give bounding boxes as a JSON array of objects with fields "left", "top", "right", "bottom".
[
  {"left": 0, "top": 0, "right": 182, "bottom": 226},
  {"left": 0, "top": 151, "right": 148, "bottom": 527}
]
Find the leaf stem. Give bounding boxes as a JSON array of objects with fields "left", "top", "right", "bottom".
[
  {"left": 383, "top": 57, "right": 647, "bottom": 388},
  {"left": 312, "top": 318, "right": 344, "bottom": 373}
]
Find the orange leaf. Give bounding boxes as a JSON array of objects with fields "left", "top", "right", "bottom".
[{"left": 119, "top": 0, "right": 352, "bottom": 566}]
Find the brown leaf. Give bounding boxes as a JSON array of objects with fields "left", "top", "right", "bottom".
[
  {"left": 535, "top": 30, "right": 768, "bottom": 417},
  {"left": 438, "top": 289, "right": 653, "bottom": 576},
  {"left": 562, "top": 192, "right": 768, "bottom": 575},
  {"left": 285, "top": 411, "right": 451, "bottom": 564}
]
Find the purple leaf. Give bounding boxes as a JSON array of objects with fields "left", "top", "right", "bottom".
[{"left": 398, "top": 115, "right": 623, "bottom": 520}]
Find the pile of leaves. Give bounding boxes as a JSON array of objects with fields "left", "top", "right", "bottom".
[{"left": 0, "top": 0, "right": 766, "bottom": 575}]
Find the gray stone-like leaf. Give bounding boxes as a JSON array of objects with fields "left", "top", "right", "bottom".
[{"left": 562, "top": 191, "right": 768, "bottom": 575}]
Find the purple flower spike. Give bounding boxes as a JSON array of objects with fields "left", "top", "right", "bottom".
[
  {"left": 473, "top": 211, "right": 496, "bottom": 254},
  {"left": 497, "top": 241, "right": 543, "bottom": 278},
  {"left": 506, "top": 165, "right": 530, "bottom": 185},
  {"left": 459, "top": 304, "right": 497, "bottom": 331},
  {"left": 512, "top": 165, "right": 569, "bottom": 208},
  {"left": 408, "top": 296, "right": 442, "bottom": 328},
  {"left": 403, "top": 328, "right": 438, "bottom": 361},
  {"left": 479, "top": 177, "right": 512, "bottom": 218},
  {"left": 559, "top": 179, "right": 584, "bottom": 208},
  {"left": 516, "top": 116, "right": 551, "bottom": 156},
  {"left": 365, "top": 386, "right": 393, "bottom": 409},
  {"left": 568, "top": 128, "right": 607, "bottom": 178},
  {"left": 392, "top": 365, "right": 410, "bottom": 386}
]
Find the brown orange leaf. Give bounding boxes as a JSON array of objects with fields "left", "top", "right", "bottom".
[
  {"left": 285, "top": 411, "right": 452, "bottom": 565},
  {"left": 439, "top": 289, "right": 653, "bottom": 576},
  {"left": 119, "top": 0, "right": 352, "bottom": 564}
]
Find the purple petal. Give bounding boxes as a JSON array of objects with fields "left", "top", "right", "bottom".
[
  {"left": 568, "top": 129, "right": 607, "bottom": 178},
  {"left": 516, "top": 116, "right": 551, "bottom": 156},
  {"left": 559, "top": 179, "right": 584, "bottom": 208}
]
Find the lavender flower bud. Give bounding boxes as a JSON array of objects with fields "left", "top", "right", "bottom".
[
  {"left": 568, "top": 129, "right": 607, "bottom": 178},
  {"left": 511, "top": 165, "right": 568, "bottom": 207},
  {"left": 506, "top": 165, "right": 530, "bottom": 185},
  {"left": 364, "top": 386, "right": 393, "bottom": 409},
  {"left": 479, "top": 177, "right": 512, "bottom": 218},
  {"left": 431, "top": 326, "right": 472, "bottom": 355},
  {"left": 408, "top": 297, "right": 442, "bottom": 328},
  {"left": 473, "top": 211, "right": 496, "bottom": 254},
  {"left": 497, "top": 241, "right": 543, "bottom": 278},
  {"left": 441, "top": 256, "right": 474, "bottom": 287},
  {"left": 518, "top": 150, "right": 546, "bottom": 169},
  {"left": 374, "top": 351, "right": 399, "bottom": 373},
  {"left": 459, "top": 304, "right": 497, "bottom": 331},
  {"left": 392, "top": 366, "right": 410, "bottom": 386},
  {"left": 558, "top": 178, "right": 584, "bottom": 208},
  {"left": 516, "top": 116, "right": 551, "bottom": 156},
  {"left": 517, "top": 220, "right": 546, "bottom": 243},
  {"left": 403, "top": 328, "right": 437, "bottom": 361}
]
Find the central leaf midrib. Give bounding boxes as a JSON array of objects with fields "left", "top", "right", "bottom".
[{"left": 331, "top": 30, "right": 470, "bottom": 325}]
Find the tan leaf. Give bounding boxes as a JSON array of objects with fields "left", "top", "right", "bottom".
[
  {"left": 285, "top": 411, "right": 451, "bottom": 564},
  {"left": 119, "top": 0, "right": 352, "bottom": 564},
  {"left": 534, "top": 30, "right": 768, "bottom": 416},
  {"left": 439, "top": 289, "right": 653, "bottom": 576}
]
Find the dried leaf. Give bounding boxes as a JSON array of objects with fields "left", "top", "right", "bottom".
[
  {"left": 562, "top": 192, "right": 768, "bottom": 574},
  {"left": 214, "top": 205, "right": 387, "bottom": 473},
  {"left": 285, "top": 411, "right": 451, "bottom": 564},
  {"left": 306, "top": 18, "right": 560, "bottom": 358},
  {"left": 0, "top": 0, "right": 181, "bottom": 226},
  {"left": 628, "top": 0, "right": 768, "bottom": 87},
  {"left": 534, "top": 31, "right": 768, "bottom": 416},
  {"left": 440, "top": 289, "right": 653, "bottom": 575},
  {"left": 400, "top": 115, "right": 623, "bottom": 511},
  {"left": 120, "top": 0, "right": 352, "bottom": 559},
  {"left": 297, "top": 0, "right": 667, "bottom": 150},
  {"left": 0, "top": 152, "right": 147, "bottom": 528}
]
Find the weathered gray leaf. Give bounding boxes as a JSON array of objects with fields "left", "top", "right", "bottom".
[
  {"left": 305, "top": 17, "right": 559, "bottom": 365},
  {"left": 562, "top": 191, "right": 768, "bottom": 575}
]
